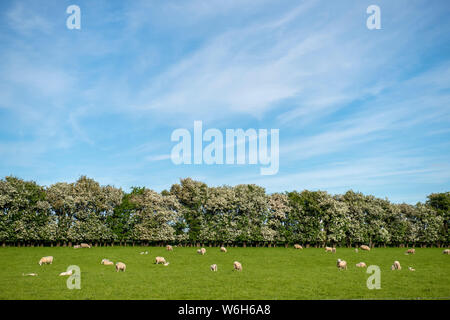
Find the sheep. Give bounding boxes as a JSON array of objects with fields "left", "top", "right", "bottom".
[
  {"left": 391, "top": 261, "right": 401, "bottom": 270},
  {"left": 210, "top": 264, "right": 218, "bottom": 272},
  {"left": 197, "top": 248, "right": 206, "bottom": 255},
  {"left": 59, "top": 270, "right": 73, "bottom": 276},
  {"left": 336, "top": 259, "right": 347, "bottom": 270},
  {"left": 325, "top": 246, "right": 333, "bottom": 252},
  {"left": 355, "top": 262, "right": 367, "bottom": 268},
  {"left": 405, "top": 248, "right": 415, "bottom": 255},
  {"left": 140, "top": 251, "right": 149, "bottom": 255},
  {"left": 233, "top": 261, "right": 242, "bottom": 271},
  {"left": 155, "top": 256, "right": 166, "bottom": 264},
  {"left": 355, "top": 248, "right": 359, "bottom": 253},
  {"left": 408, "top": 267, "right": 415, "bottom": 272},
  {"left": 39, "top": 256, "right": 53, "bottom": 265},
  {"left": 116, "top": 262, "right": 126, "bottom": 272},
  {"left": 360, "top": 245, "right": 371, "bottom": 251},
  {"left": 101, "top": 259, "right": 114, "bottom": 266},
  {"left": 166, "top": 245, "right": 173, "bottom": 251},
  {"left": 73, "top": 245, "right": 81, "bottom": 249},
  {"left": 80, "top": 243, "right": 91, "bottom": 248},
  {"left": 220, "top": 246, "right": 227, "bottom": 253},
  {"left": 443, "top": 249, "right": 450, "bottom": 255},
  {"left": 294, "top": 244, "right": 303, "bottom": 250}
]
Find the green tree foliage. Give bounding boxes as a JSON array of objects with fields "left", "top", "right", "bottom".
[{"left": 0, "top": 176, "right": 448, "bottom": 245}]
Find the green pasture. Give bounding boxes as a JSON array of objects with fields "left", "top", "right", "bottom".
[{"left": 0, "top": 246, "right": 448, "bottom": 300}]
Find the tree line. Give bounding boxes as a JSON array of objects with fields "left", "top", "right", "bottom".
[{"left": 0, "top": 176, "right": 448, "bottom": 247}]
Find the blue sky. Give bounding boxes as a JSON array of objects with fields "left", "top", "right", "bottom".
[{"left": 0, "top": 0, "right": 449, "bottom": 203}]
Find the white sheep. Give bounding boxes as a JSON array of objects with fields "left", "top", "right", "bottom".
[
  {"left": 443, "top": 249, "right": 450, "bottom": 255},
  {"left": 80, "top": 243, "right": 91, "bottom": 248},
  {"left": 73, "top": 245, "right": 81, "bottom": 249},
  {"left": 116, "top": 262, "right": 126, "bottom": 272},
  {"left": 325, "top": 246, "right": 333, "bottom": 252},
  {"left": 39, "top": 256, "right": 53, "bottom": 265},
  {"left": 294, "top": 244, "right": 303, "bottom": 250},
  {"left": 155, "top": 256, "right": 166, "bottom": 264},
  {"left": 355, "top": 262, "right": 367, "bottom": 268},
  {"left": 336, "top": 259, "right": 347, "bottom": 270},
  {"left": 59, "top": 270, "right": 73, "bottom": 276},
  {"left": 220, "top": 246, "right": 227, "bottom": 253},
  {"left": 360, "top": 245, "right": 371, "bottom": 251},
  {"left": 101, "top": 259, "right": 114, "bottom": 266},
  {"left": 233, "top": 261, "right": 242, "bottom": 271},
  {"left": 408, "top": 266, "right": 415, "bottom": 272},
  {"left": 166, "top": 245, "right": 173, "bottom": 251},
  {"left": 197, "top": 248, "right": 206, "bottom": 255},
  {"left": 405, "top": 248, "right": 415, "bottom": 254},
  {"left": 391, "top": 261, "right": 401, "bottom": 270},
  {"left": 210, "top": 264, "right": 218, "bottom": 272}
]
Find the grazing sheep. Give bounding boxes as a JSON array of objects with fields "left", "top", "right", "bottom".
[
  {"left": 391, "top": 261, "right": 401, "bottom": 270},
  {"left": 408, "top": 267, "right": 415, "bottom": 272},
  {"left": 233, "top": 261, "right": 242, "bottom": 271},
  {"left": 405, "top": 248, "right": 415, "bottom": 254},
  {"left": 73, "top": 245, "right": 81, "bottom": 249},
  {"left": 22, "top": 273, "right": 38, "bottom": 276},
  {"left": 210, "top": 264, "right": 218, "bottom": 272},
  {"left": 39, "top": 256, "right": 53, "bottom": 266},
  {"left": 166, "top": 245, "right": 173, "bottom": 251},
  {"left": 80, "top": 243, "right": 91, "bottom": 248},
  {"left": 325, "top": 246, "right": 333, "bottom": 252},
  {"left": 336, "top": 259, "right": 347, "bottom": 270},
  {"left": 356, "top": 262, "right": 367, "bottom": 268},
  {"left": 59, "top": 270, "right": 73, "bottom": 276},
  {"left": 331, "top": 248, "right": 336, "bottom": 253},
  {"left": 155, "top": 256, "right": 166, "bottom": 264},
  {"left": 294, "top": 244, "right": 303, "bottom": 249},
  {"left": 115, "top": 262, "right": 126, "bottom": 272},
  {"left": 220, "top": 246, "right": 227, "bottom": 253},
  {"left": 443, "top": 249, "right": 450, "bottom": 255},
  {"left": 197, "top": 248, "right": 206, "bottom": 255},
  {"left": 360, "top": 245, "right": 371, "bottom": 251}
]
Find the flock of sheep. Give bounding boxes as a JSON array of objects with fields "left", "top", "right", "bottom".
[{"left": 25, "top": 243, "right": 450, "bottom": 277}]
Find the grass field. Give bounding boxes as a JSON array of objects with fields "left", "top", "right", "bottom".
[{"left": 0, "top": 246, "right": 449, "bottom": 300}]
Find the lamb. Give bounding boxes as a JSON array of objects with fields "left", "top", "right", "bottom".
[
  {"left": 116, "top": 262, "right": 126, "bottom": 272},
  {"left": 155, "top": 256, "right": 166, "bottom": 264},
  {"left": 166, "top": 245, "right": 173, "bottom": 251},
  {"left": 294, "top": 244, "right": 303, "bottom": 249},
  {"left": 325, "top": 246, "right": 333, "bottom": 252},
  {"left": 405, "top": 248, "right": 415, "bottom": 254},
  {"left": 210, "top": 264, "right": 218, "bottom": 272},
  {"left": 233, "top": 261, "right": 242, "bottom": 271},
  {"left": 355, "top": 262, "right": 367, "bottom": 268},
  {"left": 391, "top": 261, "right": 401, "bottom": 270},
  {"left": 360, "top": 245, "right": 371, "bottom": 251},
  {"left": 80, "top": 243, "right": 91, "bottom": 248},
  {"left": 197, "top": 248, "right": 206, "bottom": 255},
  {"left": 39, "top": 256, "right": 53, "bottom": 265},
  {"left": 220, "top": 246, "right": 227, "bottom": 253},
  {"left": 443, "top": 249, "right": 450, "bottom": 255},
  {"left": 336, "top": 259, "right": 347, "bottom": 270},
  {"left": 73, "top": 245, "right": 81, "bottom": 249},
  {"left": 59, "top": 270, "right": 73, "bottom": 276}
]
